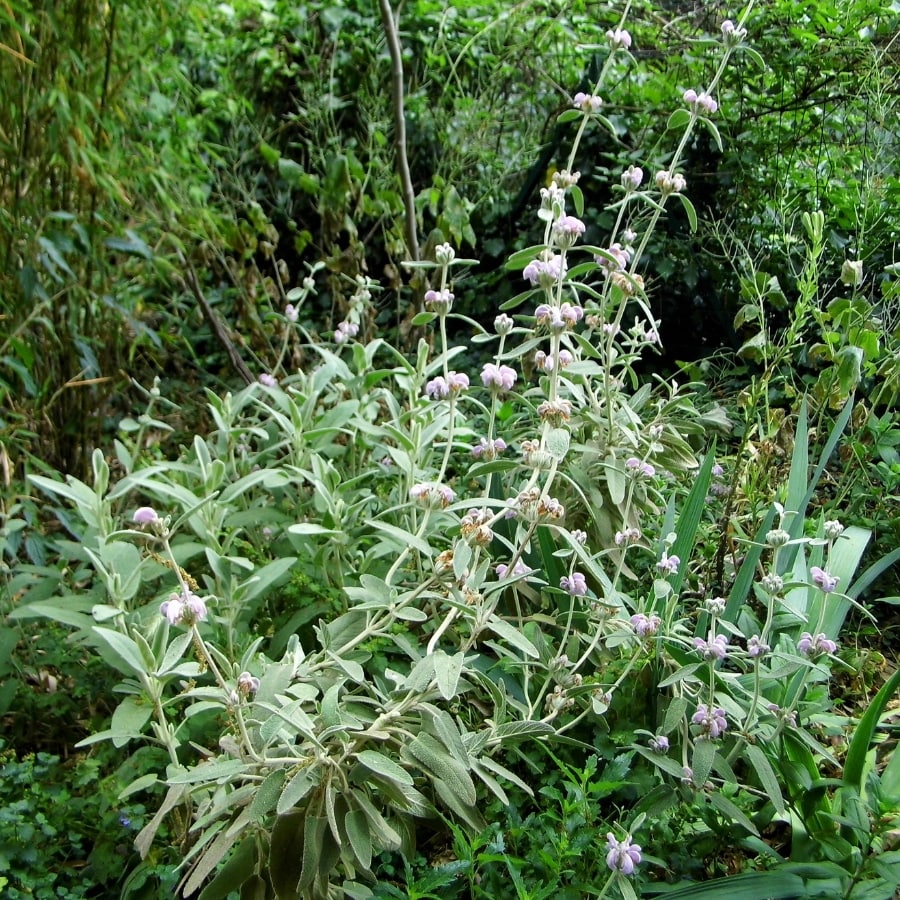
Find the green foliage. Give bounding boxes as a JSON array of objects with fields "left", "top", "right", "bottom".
[
  {"left": 0, "top": 742, "right": 178, "bottom": 898},
  {"left": 1, "top": 2, "right": 898, "bottom": 899}
]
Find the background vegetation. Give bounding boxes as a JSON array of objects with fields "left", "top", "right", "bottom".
[{"left": 1, "top": 0, "right": 899, "bottom": 897}]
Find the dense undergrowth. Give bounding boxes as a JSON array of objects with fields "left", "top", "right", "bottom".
[{"left": 1, "top": 0, "right": 900, "bottom": 898}]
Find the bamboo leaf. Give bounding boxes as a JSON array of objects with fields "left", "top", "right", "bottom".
[{"left": 842, "top": 667, "right": 900, "bottom": 794}]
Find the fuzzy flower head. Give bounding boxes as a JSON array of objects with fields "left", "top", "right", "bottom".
[
  {"left": 560, "top": 572, "right": 588, "bottom": 597},
  {"left": 649, "top": 734, "right": 669, "bottom": 753},
  {"left": 496, "top": 560, "right": 530, "bottom": 579},
  {"left": 494, "top": 313, "right": 515, "bottom": 336},
  {"left": 334, "top": 321, "right": 360, "bottom": 344},
  {"left": 683, "top": 88, "right": 718, "bottom": 115},
  {"left": 133, "top": 506, "right": 159, "bottom": 526},
  {"left": 798, "top": 631, "right": 837, "bottom": 657},
  {"left": 573, "top": 92, "right": 602, "bottom": 113},
  {"left": 657, "top": 552, "right": 680, "bottom": 576},
  {"left": 841, "top": 260, "right": 864, "bottom": 287},
  {"left": 410, "top": 482, "right": 455, "bottom": 509},
  {"left": 692, "top": 704, "right": 728, "bottom": 740},
  {"left": 460, "top": 508, "right": 494, "bottom": 547},
  {"left": 721, "top": 18, "right": 748, "bottom": 46},
  {"left": 161, "top": 589, "right": 208, "bottom": 627},
  {"left": 424, "top": 288, "right": 454, "bottom": 314},
  {"left": 625, "top": 456, "right": 656, "bottom": 477},
  {"left": 748, "top": 635, "right": 771, "bottom": 658},
  {"left": 631, "top": 613, "right": 661, "bottom": 637},
  {"left": 606, "top": 27, "right": 632, "bottom": 50},
  {"left": 471, "top": 436, "right": 507, "bottom": 460},
  {"left": 655, "top": 170, "right": 687, "bottom": 196},
  {"left": 538, "top": 302, "right": 583, "bottom": 335},
  {"left": 824, "top": 519, "right": 845, "bottom": 541},
  {"left": 694, "top": 634, "right": 728, "bottom": 661},
  {"left": 537, "top": 398, "right": 572, "bottom": 426},
  {"left": 597, "top": 242, "right": 631, "bottom": 272},
  {"left": 481, "top": 363, "right": 517, "bottom": 392},
  {"left": 705, "top": 596, "right": 727, "bottom": 616},
  {"left": 425, "top": 376, "right": 450, "bottom": 400},
  {"left": 237, "top": 671, "right": 260, "bottom": 695},
  {"left": 523, "top": 254, "right": 567, "bottom": 290},
  {"left": 615, "top": 527, "right": 642, "bottom": 547},
  {"left": 284, "top": 303, "right": 299, "bottom": 323},
  {"left": 425, "top": 371, "right": 468, "bottom": 400},
  {"left": 258, "top": 373, "right": 278, "bottom": 387},
  {"left": 810, "top": 566, "right": 839, "bottom": 593},
  {"left": 552, "top": 214, "right": 587, "bottom": 250},
  {"left": 606, "top": 833, "right": 642, "bottom": 875},
  {"left": 620, "top": 166, "right": 644, "bottom": 194}
]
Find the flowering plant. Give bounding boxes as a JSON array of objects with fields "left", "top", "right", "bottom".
[{"left": 16, "top": 4, "right": 900, "bottom": 899}]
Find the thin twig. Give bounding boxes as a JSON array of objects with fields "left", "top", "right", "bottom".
[
  {"left": 178, "top": 249, "right": 255, "bottom": 385},
  {"left": 378, "top": 0, "right": 419, "bottom": 262}
]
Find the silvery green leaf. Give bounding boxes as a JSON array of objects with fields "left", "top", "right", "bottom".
[
  {"left": 118, "top": 773, "right": 158, "bottom": 800},
  {"left": 135, "top": 784, "right": 188, "bottom": 858},
  {"left": 345, "top": 807, "right": 373, "bottom": 871},
  {"left": 453, "top": 541, "right": 472, "bottom": 581},
  {"left": 663, "top": 696, "right": 689, "bottom": 734},
  {"left": 321, "top": 682, "right": 343, "bottom": 729},
  {"left": 277, "top": 766, "right": 319, "bottom": 815},
  {"left": 477, "top": 756, "right": 534, "bottom": 797},
  {"left": 606, "top": 452, "right": 626, "bottom": 506},
  {"left": 546, "top": 428, "right": 570, "bottom": 461},
  {"left": 167, "top": 759, "right": 247, "bottom": 784},
  {"left": 658, "top": 663, "right": 702, "bottom": 688},
  {"left": 402, "top": 654, "right": 436, "bottom": 692},
  {"left": 365, "top": 519, "right": 433, "bottom": 557},
  {"left": 492, "top": 720, "right": 555, "bottom": 743},
  {"left": 433, "top": 650, "right": 465, "bottom": 701},
  {"left": 484, "top": 615, "right": 539, "bottom": 658},
  {"left": 471, "top": 760, "right": 508, "bottom": 806},
  {"left": 420, "top": 705, "right": 469, "bottom": 765},
  {"left": 235, "top": 557, "right": 297, "bottom": 604},
  {"left": 691, "top": 739, "right": 717, "bottom": 788},
  {"left": 403, "top": 733, "right": 476, "bottom": 806},
  {"left": 353, "top": 789, "right": 402, "bottom": 850},
  {"left": 355, "top": 750, "right": 413, "bottom": 786},
  {"left": 393, "top": 606, "right": 428, "bottom": 622},
  {"left": 91, "top": 627, "right": 148, "bottom": 677},
  {"left": 708, "top": 791, "right": 759, "bottom": 835},
  {"left": 432, "top": 776, "right": 484, "bottom": 832},
  {"left": 248, "top": 769, "right": 286, "bottom": 822},
  {"left": 157, "top": 631, "right": 193, "bottom": 676},
  {"left": 745, "top": 744, "right": 785, "bottom": 815},
  {"left": 183, "top": 825, "right": 241, "bottom": 897},
  {"left": 196, "top": 835, "right": 256, "bottom": 900},
  {"left": 269, "top": 810, "right": 305, "bottom": 899},
  {"left": 110, "top": 695, "right": 152, "bottom": 748}
]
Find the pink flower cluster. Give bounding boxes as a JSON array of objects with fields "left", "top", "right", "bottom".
[
  {"left": 683, "top": 88, "right": 718, "bottom": 115},
  {"left": 606, "top": 833, "right": 641, "bottom": 875},
  {"left": 161, "top": 589, "right": 207, "bottom": 627},
  {"left": 573, "top": 92, "right": 602, "bottom": 113},
  {"left": 481, "top": 363, "right": 517, "bottom": 392},
  {"left": 692, "top": 704, "right": 728, "bottom": 739},
  {"left": 425, "top": 371, "right": 469, "bottom": 399}
]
